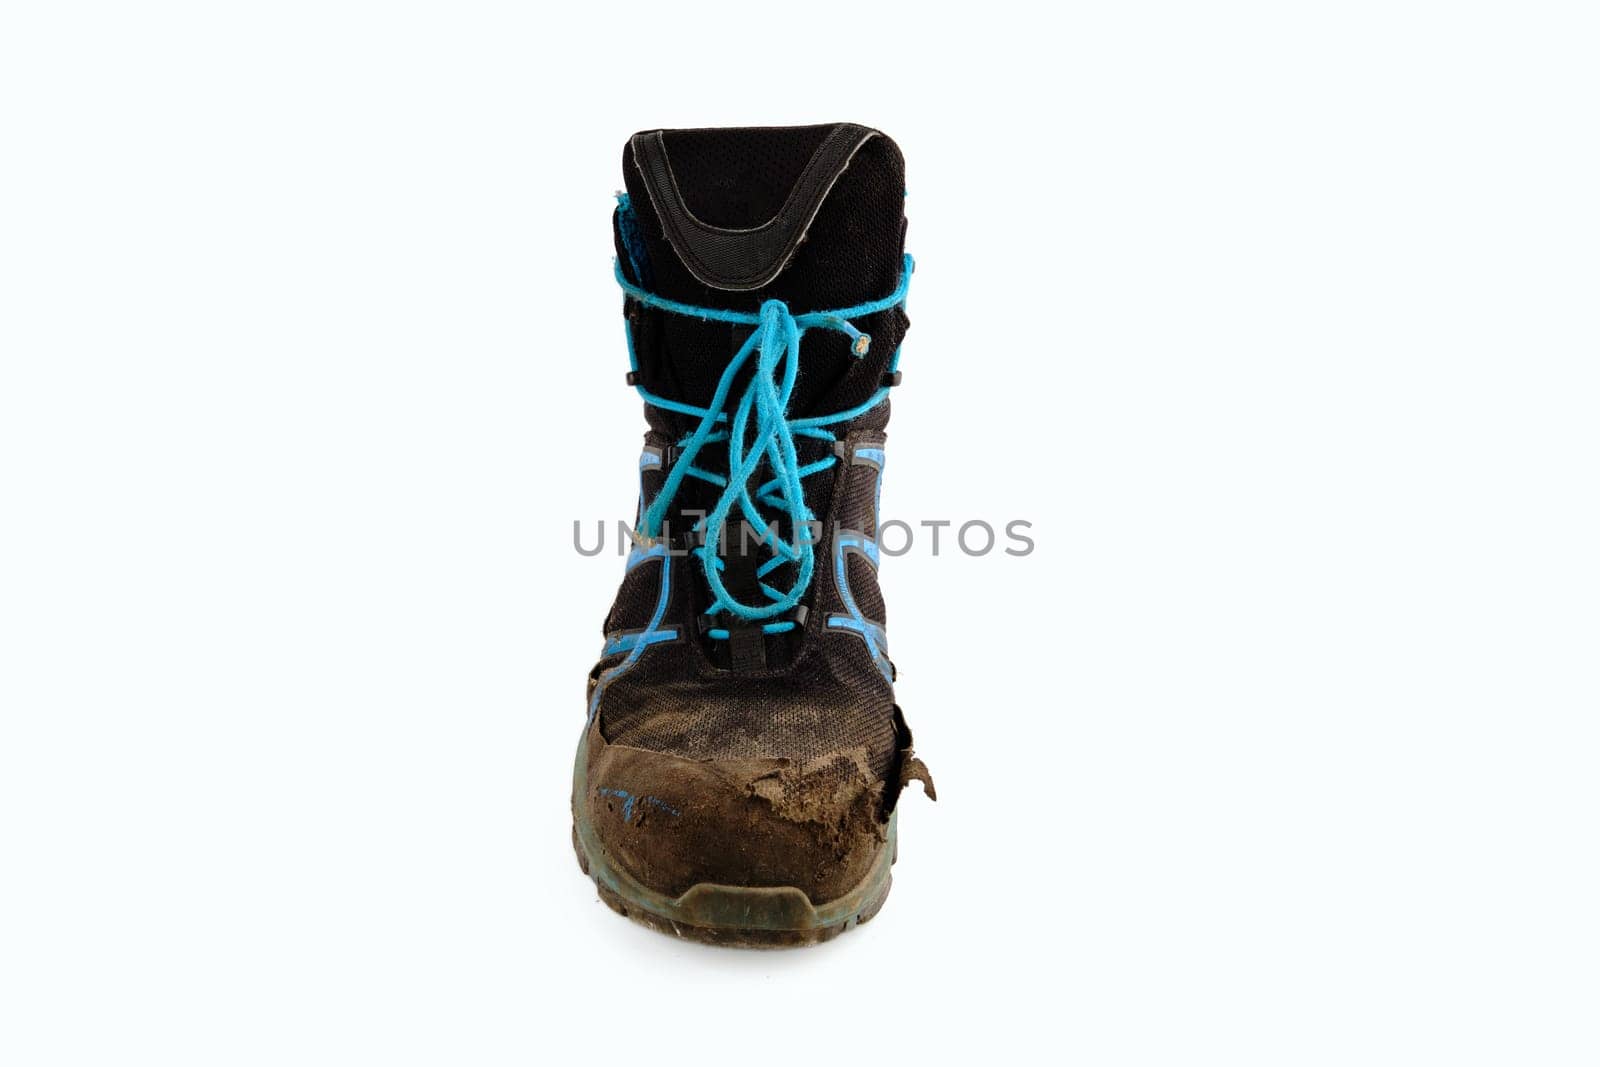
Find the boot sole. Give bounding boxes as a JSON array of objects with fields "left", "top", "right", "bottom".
[{"left": 570, "top": 817, "right": 896, "bottom": 948}]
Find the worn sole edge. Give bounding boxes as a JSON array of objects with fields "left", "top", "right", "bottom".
[{"left": 571, "top": 730, "right": 897, "bottom": 947}]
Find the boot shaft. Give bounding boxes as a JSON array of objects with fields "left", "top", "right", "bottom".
[
  {"left": 615, "top": 123, "right": 909, "bottom": 435},
  {"left": 608, "top": 123, "right": 911, "bottom": 674}
]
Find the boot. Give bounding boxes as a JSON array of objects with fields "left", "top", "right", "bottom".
[{"left": 571, "top": 123, "right": 934, "bottom": 947}]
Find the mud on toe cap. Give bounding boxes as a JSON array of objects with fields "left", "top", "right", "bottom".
[{"left": 574, "top": 718, "right": 891, "bottom": 905}]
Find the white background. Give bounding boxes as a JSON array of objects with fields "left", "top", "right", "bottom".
[{"left": 2, "top": 2, "right": 1596, "bottom": 1063}]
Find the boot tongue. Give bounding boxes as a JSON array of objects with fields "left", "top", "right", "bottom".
[{"left": 618, "top": 123, "right": 907, "bottom": 423}]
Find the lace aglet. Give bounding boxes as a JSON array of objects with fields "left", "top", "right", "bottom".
[{"left": 833, "top": 320, "right": 872, "bottom": 357}]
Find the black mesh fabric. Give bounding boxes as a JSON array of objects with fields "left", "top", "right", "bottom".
[
  {"left": 603, "top": 564, "right": 662, "bottom": 634},
  {"left": 663, "top": 125, "right": 834, "bottom": 228},
  {"left": 846, "top": 554, "right": 886, "bottom": 623},
  {"left": 839, "top": 453, "right": 884, "bottom": 541},
  {"left": 594, "top": 125, "right": 909, "bottom": 787},
  {"left": 598, "top": 620, "right": 894, "bottom": 768}
]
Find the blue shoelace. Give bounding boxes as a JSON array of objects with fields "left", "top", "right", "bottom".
[{"left": 615, "top": 253, "right": 914, "bottom": 634}]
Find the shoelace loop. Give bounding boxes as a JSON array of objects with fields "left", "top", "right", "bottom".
[{"left": 616, "top": 254, "right": 913, "bottom": 624}]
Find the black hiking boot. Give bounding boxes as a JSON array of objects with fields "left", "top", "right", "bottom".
[{"left": 571, "top": 123, "right": 935, "bottom": 947}]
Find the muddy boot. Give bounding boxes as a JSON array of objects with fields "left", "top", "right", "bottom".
[{"left": 571, "top": 124, "right": 935, "bottom": 947}]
